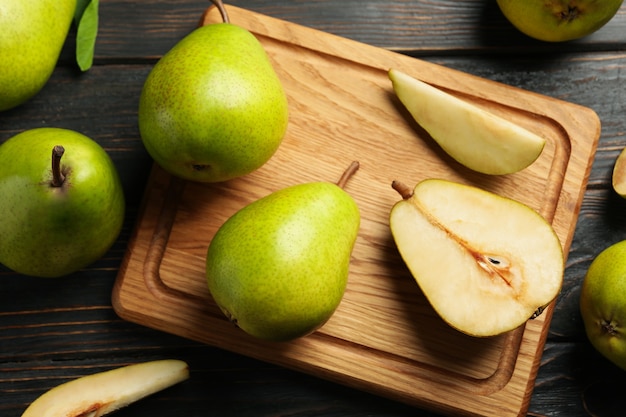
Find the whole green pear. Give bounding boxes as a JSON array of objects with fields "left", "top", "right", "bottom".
[
  {"left": 0, "top": 128, "right": 125, "bottom": 278},
  {"left": 0, "top": 0, "right": 77, "bottom": 111},
  {"left": 206, "top": 163, "right": 361, "bottom": 341},
  {"left": 497, "top": 0, "right": 623, "bottom": 42},
  {"left": 580, "top": 240, "right": 626, "bottom": 370},
  {"left": 138, "top": 8, "right": 289, "bottom": 183}
]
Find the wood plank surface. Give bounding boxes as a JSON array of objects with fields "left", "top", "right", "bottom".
[
  {"left": 86, "top": 0, "right": 626, "bottom": 59},
  {"left": 112, "top": 6, "right": 600, "bottom": 416},
  {"left": 2, "top": 1, "right": 626, "bottom": 417}
]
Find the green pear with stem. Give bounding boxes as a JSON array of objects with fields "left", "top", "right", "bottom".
[
  {"left": 206, "top": 162, "right": 361, "bottom": 341},
  {"left": 389, "top": 178, "right": 564, "bottom": 337},
  {"left": 389, "top": 69, "right": 546, "bottom": 175},
  {"left": 0, "top": 0, "right": 77, "bottom": 111},
  {"left": 21, "top": 360, "right": 189, "bottom": 417},
  {"left": 580, "top": 240, "right": 626, "bottom": 370},
  {"left": 497, "top": 0, "right": 624, "bottom": 42},
  {"left": 138, "top": 0, "right": 289, "bottom": 183},
  {"left": 0, "top": 128, "right": 125, "bottom": 278}
]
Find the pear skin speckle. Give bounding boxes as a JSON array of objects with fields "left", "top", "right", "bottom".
[
  {"left": 138, "top": 23, "right": 289, "bottom": 182},
  {"left": 206, "top": 182, "right": 360, "bottom": 341},
  {"left": 0, "top": 128, "right": 125, "bottom": 277},
  {"left": 0, "top": 0, "right": 76, "bottom": 111}
]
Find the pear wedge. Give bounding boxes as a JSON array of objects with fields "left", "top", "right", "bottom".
[
  {"left": 612, "top": 146, "right": 626, "bottom": 198},
  {"left": 389, "top": 69, "right": 546, "bottom": 175},
  {"left": 21, "top": 359, "right": 189, "bottom": 417},
  {"left": 389, "top": 179, "right": 564, "bottom": 337}
]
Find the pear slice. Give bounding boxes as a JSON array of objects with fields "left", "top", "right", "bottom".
[
  {"left": 21, "top": 359, "right": 189, "bottom": 417},
  {"left": 612, "top": 146, "right": 626, "bottom": 198},
  {"left": 389, "top": 179, "right": 564, "bottom": 337},
  {"left": 389, "top": 69, "right": 546, "bottom": 175}
]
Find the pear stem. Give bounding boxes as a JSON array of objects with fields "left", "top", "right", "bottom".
[
  {"left": 391, "top": 180, "right": 413, "bottom": 200},
  {"left": 51, "top": 145, "right": 66, "bottom": 187},
  {"left": 336, "top": 161, "right": 360, "bottom": 189},
  {"left": 210, "top": 0, "right": 230, "bottom": 23}
]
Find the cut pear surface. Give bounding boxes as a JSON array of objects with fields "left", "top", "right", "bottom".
[
  {"left": 612, "top": 146, "right": 626, "bottom": 198},
  {"left": 389, "top": 69, "right": 546, "bottom": 175},
  {"left": 389, "top": 179, "right": 564, "bottom": 337},
  {"left": 21, "top": 359, "right": 189, "bottom": 417}
]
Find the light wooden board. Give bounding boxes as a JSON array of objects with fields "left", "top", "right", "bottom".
[{"left": 112, "top": 5, "right": 600, "bottom": 416}]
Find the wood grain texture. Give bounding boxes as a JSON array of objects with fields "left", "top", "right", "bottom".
[
  {"left": 112, "top": 6, "right": 600, "bottom": 416},
  {"left": 83, "top": 0, "right": 626, "bottom": 59},
  {"left": 1, "top": 1, "right": 625, "bottom": 417}
]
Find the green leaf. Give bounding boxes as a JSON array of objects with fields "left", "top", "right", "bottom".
[{"left": 75, "top": 0, "right": 99, "bottom": 72}]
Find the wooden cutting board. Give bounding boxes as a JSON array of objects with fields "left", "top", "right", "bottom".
[{"left": 113, "top": 5, "right": 600, "bottom": 416}]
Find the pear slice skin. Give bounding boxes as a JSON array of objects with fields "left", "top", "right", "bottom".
[
  {"left": 389, "top": 179, "right": 564, "bottom": 337},
  {"left": 389, "top": 69, "right": 546, "bottom": 175},
  {"left": 21, "top": 359, "right": 189, "bottom": 417}
]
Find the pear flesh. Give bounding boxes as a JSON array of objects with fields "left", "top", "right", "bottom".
[
  {"left": 138, "top": 22, "right": 289, "bottom": 183},
  {"left": 206, "top": 178, "right": 360, "bottom": 342},
  {"left": 20, "top": 360, "right": 189, "bottom": 417},
  {"left": 0, "top": 0, "right": 76, "bottom": 111},
  {"left": 612, "top": 146, "right": 626, "bottom": 198},
  {"left": 389, "top": 69, "right": 546, "bottom": 175},
  {"left": 389, "top": 179, "right": 564, "bottom": 337}
]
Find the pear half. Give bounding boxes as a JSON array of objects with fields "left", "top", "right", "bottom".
[
  {"left": 389, "top": 179, "right": 564, "bottom": 337},
  {"left": 389, "top": 69, "right": 546, "bottom": 175},
  {"left": 21, "top": 359, "right": 189, "bottom": 417}
]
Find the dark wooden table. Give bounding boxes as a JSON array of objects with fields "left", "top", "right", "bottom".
[{"left": 2, "top": 1, "right": 625, "bottom": 416}]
